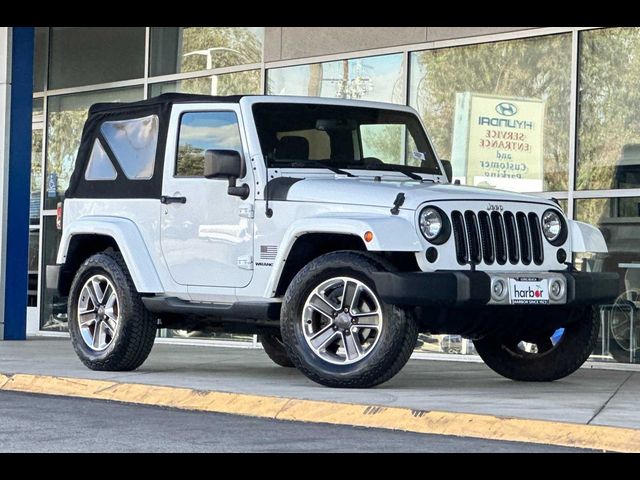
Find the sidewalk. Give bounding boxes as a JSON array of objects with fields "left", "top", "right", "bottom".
[{"left": 1, "top": 337, "right": 639, "bottom": 450}]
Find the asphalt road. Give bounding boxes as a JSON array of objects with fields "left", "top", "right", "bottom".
[{"left": 0, "top": 391, "right": 586, "bottom": 453}]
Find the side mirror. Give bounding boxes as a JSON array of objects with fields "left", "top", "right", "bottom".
[
  {"left": 204, "top": 149, "right": 244, "bottom": 179},
  {"left": 440, "top": 159, "right": 453, "bottom": 183},
  {"left": 204, "top": 149, "right": 249, "bottom": 200}
]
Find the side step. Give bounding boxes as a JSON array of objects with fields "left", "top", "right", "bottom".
[{"left": 142, "top": 297, "right": 281, "bottom": 324}]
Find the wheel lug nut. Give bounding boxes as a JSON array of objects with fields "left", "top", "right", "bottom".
[
  {"left": 344, "top": 308, "right": 349, "bottom": 312},
  {"left": 352, "top": 318, "right": 358, "bottom": 324},
  {"left": 333, "top": 325, "right": 338, "bottom": 330}
]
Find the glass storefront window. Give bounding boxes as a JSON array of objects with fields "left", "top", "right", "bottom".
[
  {"left": 32, "top": 98, "right": 43, "bottom": 118},
  {"left": 39, "top": 216, "right": 65, "bottom": 331},
  {"left": 148, "top": 70, "right": 262, "bottom": 98},
  {"left": 409, "top": 34, "right": 572, "bottom": 193},
  {"left": 33, "top": 27, "right": 47, "bottom": 92},
  {"left": 29, "top": 125, "right": 43, "bottom": 308},
  {"left": 577, "top": 28, "right": 640, "bottom": 191},
  {"left": 575, "top": 197, "right": 640, "bottom": 363},
  {"left": 44, "top": 87, "right": 143, "bottom": 210},
  {"left": 48, "top": 27, "right": 145, "bottom": 89},
  {"left": 150, "top": 27, "right": 263, "bottom": 77},
  {"left": 267, "top": 53, "right": 405, "bottom": 104}
]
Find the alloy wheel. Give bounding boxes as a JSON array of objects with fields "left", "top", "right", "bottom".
[
  {"left": 77, "top": 274, "right": 119, "bottom": 351},
  {"left": 301, "top": 276, "right": 383, "bottom": 365}
]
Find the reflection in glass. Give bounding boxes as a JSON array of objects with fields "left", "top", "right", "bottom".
[
  {"left": 176, "top": 112, "right": 242, "bottom": 176},
  {"left": 150, "top": 27, "right": 264, "bottom": 76},
  {"left": 45, "top": 87, "right": 143, "bottom": 210},
  {"left": 29, "top": 127, "right": 43, "bottom": 307},
  {"left": 267, "top": 54, "right": 405, "bottom": 104},
  {"left": 409, "top": 34, "right": 571, "bottom": 192},
  {"left": 575, "top": 197, "right": 640, "bottom": 363},
  {"left": 48, "top": 27, "right": 145, "bottom": 89},
  {"left": 577, "top": 28, "right": 640, "bottom": 191},
  {"left": 40, "top": 216, "right": 66, "bottom": 331},
  {"left": 149, "top": 70, "right": 262, "bottom": 98},
  {"left": 85, "top": 140, "right": 117, "bottom": 181},
  {"left": 33, "top": 27, "right": 47, "bottom": 92},
  {"left": 100, "top": 115, "right": 159, "bottom": 180}
]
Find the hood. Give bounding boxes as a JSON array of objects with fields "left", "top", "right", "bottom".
[{"left": 273, "top": 176, "right": 556, "bottom": 211}]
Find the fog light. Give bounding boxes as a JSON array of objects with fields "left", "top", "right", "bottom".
[
  {"left": 492, "top": 278, "right": 507, "bottom": 300},
  {"left": 557, "top": 248, "right": 567, "bottom": 264},
  {"left": 549, "top": 279, "right": 565, "bottom": 300}
]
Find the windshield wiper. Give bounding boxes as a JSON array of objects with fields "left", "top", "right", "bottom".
[
  {"left": 289, "top": 160, "right": 356, "bottom": 177},
  {"left": 363, "top": 164, "right": 423, "bottom": 181}
]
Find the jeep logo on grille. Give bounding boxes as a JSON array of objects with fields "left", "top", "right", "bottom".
[
  {"left": 495, "top": 102, "right": 518, "bottom": 117},
  {"left": 486, "top": 204, "right": 504, "bottom": 212}
]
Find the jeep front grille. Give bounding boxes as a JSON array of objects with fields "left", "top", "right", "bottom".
[{"left": 451, "top": 210, "right": 544, "bottom": 266}]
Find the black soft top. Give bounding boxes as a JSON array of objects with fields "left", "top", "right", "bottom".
[
  {"left": 88, "top": 93, "right": 246, "bottom": 115},
  {"left": 67, "top": 93, "right": 246, "bottom": 200}
]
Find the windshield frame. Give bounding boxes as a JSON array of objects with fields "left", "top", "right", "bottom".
[{"left": 247, "top": 97, "right": 445, "bottom": 180}]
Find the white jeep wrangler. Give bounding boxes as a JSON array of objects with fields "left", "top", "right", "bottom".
[{"left": 47, "top": 93, "right": 618, "bottom": 388}]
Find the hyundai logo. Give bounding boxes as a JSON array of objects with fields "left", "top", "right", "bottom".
[{"left": 495, "top": 102, "right": 518, "bottom": 117}]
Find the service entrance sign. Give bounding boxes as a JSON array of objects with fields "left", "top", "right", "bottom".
[{"left": 451, "top": 93, "right": 545, "bottom": 192}]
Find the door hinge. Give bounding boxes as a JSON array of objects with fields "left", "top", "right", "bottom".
[
  {"left": 237, "top": 255, "right": 254, "bottom": 270},
  {"left": 239, "top": 204, "right": 254, "bottom": 219}
]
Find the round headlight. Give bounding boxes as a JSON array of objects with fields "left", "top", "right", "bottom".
[
  {"left": 420, "top": 207, "right": 443, "bottom": 241},
  {"left": 542, "top": 210, "right": 563, "bottom": 243}
]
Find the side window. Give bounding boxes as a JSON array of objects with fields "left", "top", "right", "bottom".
[
  {"left": 100, "top": 115, "right": 159, "bottom": 180},
  {"left": 85, "top": 139, "right": 117, "bottom": 181},
  {"left": 176, "top": 111, "right": 243, "bottom": 177}
]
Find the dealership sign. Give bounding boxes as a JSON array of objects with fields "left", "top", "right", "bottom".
[{"left": 451, "top": 93, "right": 545, "bottom": 192}]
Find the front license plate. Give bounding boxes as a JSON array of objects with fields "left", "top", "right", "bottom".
[{"left": 508, "top": 277, "right": 549, "bottom": 305}]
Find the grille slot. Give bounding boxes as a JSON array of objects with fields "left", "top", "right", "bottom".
[
  {"left": 452, "top": 208, "right": 544, "bottom": 268},
  {"left": 464, "top": 211, "right": 482, "bottom": 265},
  {"left": 516, "top": 212, "right": 532, "bottom": 265},
  {"left": 528, "top": 212, "right": 544, "bottom": 265},
  {"left": 503, "top": 211, "right": 520, "bottom": 264},
  {"left": 451, "top": 211, "right": 468, "bottom": 265},
  {"left": 491, "top": 211, "right": 507, "bottom": 265},
  {"left": 478, "top": 211, "right": 494, "bottom": 265}
]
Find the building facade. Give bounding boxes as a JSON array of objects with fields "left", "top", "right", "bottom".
[{"left": 19, "top": 27, "right": 640, "bottom": 365}]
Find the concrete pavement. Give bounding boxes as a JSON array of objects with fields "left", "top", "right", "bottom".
[{"left": 1, "top": 337, "right": 639, "bottom": 451}]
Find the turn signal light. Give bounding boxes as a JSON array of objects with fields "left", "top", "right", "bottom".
[{"left": 364, "top": 231, "right": 374, "bottom": 242}]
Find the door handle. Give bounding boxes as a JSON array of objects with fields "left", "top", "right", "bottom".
[{"left": 160, "top": 195, "right": 187, "bottom": 205}]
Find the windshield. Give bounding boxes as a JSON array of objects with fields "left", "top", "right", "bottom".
[{"left": 252, "top": 103, "right": 442, "bottom": 176}]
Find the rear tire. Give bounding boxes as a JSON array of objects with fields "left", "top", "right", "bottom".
[
  {"left": 474, "top": 307, "right": 599, "bottom": 382},
  {"left": 259, "top": 334, "right": 295, "bottom": 368},
  {"left": 68, "top": 251, "right": 157, "bottom": 371},
  {"left": 281, "top": 251, "right": 418, "bottom": 388}
]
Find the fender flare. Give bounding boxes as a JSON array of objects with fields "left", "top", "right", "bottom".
[
  {"left": 57, "top": 216, "right": 163, "bottom": 293},
  {"left": 569, "top": 219, "right": 608, "bottom": 253},
  {"left": 264, "top": 213, "right": 421, "bottom": 297}
]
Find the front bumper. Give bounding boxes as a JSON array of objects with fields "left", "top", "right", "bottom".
[{"left": 371, "top": 271, "right": 619, "bottom": 308}]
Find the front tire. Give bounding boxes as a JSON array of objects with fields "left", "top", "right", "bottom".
[
  {"left": 474, "top": 307, "right": 599, "bottom": 382},
  {"left": 68, "top": 251, "right": 157, "bottom": 371},
  {"left": 281, "top": 251, "right": 418, "bottom": 388}
]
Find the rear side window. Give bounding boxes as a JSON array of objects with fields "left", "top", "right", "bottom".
[
  {"left": 100, "top": 114, "right": 159, "bottom": 180},
  {"left": 85, "top": 139, "right": 117, "bottom": 181},
  {"left": 176, "top": 111, "right": 242, "bottom": 177}
]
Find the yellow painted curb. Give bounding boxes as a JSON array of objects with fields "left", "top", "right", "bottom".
[{"left": 1, "top": 372, "right": 638, "bottom": 452}]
